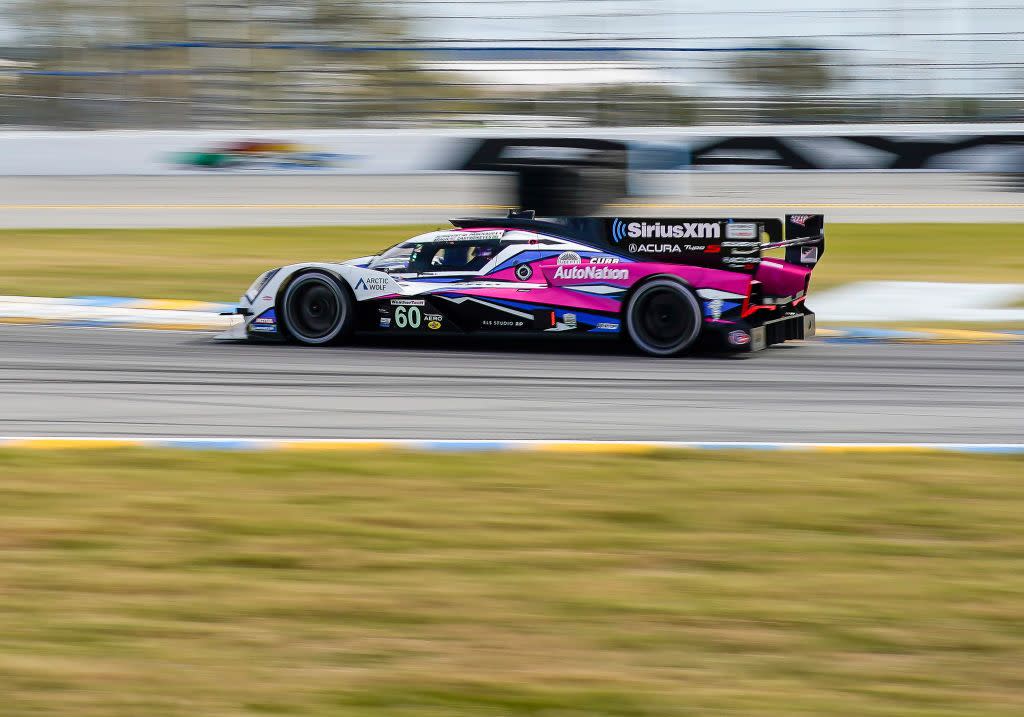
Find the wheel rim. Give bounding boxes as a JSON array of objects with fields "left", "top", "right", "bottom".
[
  {"left": 286, "top": 276, "right": 344, "bottom": 342},
  {"left": 629, "top": 283, "right": 699, "bottom": 354}
]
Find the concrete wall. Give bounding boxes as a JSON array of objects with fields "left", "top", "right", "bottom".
[{"left": 3, "top": 123, "right": 1024, "bottom": 176}]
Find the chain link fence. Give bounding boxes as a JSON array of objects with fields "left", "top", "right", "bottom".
[{"left": 2, "top": 1, "right": 1023, "bottom": 129}]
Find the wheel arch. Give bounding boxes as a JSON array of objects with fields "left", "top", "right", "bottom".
[
  {"left": 275, "top": 267, "right": 357, "bottom": 344},
  {"left": 621, "top": 273, "right": 704, "bottom": 357},
  {"left": 620, "top": 272, "right": 695, "bottom": 316}
]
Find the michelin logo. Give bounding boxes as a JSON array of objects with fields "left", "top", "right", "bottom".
[
  {"left": 554, "top": 265, "right": 629, "bottom": 281},
  {"left": 612, "top": 219, "right": 720, "bottom": 243}
]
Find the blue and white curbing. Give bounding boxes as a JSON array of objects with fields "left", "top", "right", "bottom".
[
  {"left": 0, "top": 437, "right": 1021, "bottom": 454},
  {"left": 0, "top": 295, "right": 237, "bottom": 330},
  {"left": 0, "top": 295, "right": 1023, "bottom": 343}
]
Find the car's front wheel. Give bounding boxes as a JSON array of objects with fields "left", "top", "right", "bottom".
[
  {"left": 280, "top": 272, "right": 354, "bottom": 345},
  {"left": 625, "top": 278, "right": 702, "bottom": 357}
]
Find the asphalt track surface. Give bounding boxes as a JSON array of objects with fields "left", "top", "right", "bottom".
[
  {"left": 3, "top": 172, "right": 1024, "bottom": 227},
  {"left": 1, "top": 325, "right": 1020, "bottom": 442}
]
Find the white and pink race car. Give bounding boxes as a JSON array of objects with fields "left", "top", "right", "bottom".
[{"left": 219, "top": 212, "right": 823, "bottom": 357}]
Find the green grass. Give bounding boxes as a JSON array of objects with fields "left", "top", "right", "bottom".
[
  {"left": 810, "top": 223, "right": 1024, "bottom": 290},
  {"left": 2, "top": 448, "right": 1024, "bottom": 717},
  {"left": 0, "top": 225, "right": 438, "bottom": 302},
  {"left": 0, "top": 223, "right": 1020, "bottom": 302}
]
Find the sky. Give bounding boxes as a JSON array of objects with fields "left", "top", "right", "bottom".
[{"left": 405, "top": 0, "right": 1022, "bottom": 96}]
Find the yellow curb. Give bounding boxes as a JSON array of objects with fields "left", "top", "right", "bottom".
[
  {"left": 0, "top": 317, "right": 50, "bottom": 325},
  {"left": 4, "top": 438, "right": 143, "bottom": 450},
  {"left": 137, "top": 299, "right": 218, "bottom": 311}
]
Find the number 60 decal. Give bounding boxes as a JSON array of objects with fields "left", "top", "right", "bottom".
[{"left": 394, "top": 305, "right": 421, "bottom": 328}]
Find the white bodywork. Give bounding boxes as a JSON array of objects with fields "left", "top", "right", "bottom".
[{"left": 215, "top": 227, "right": 600, "bottom": 341}]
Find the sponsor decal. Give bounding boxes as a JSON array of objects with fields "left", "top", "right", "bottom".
[
  {"left": 250, "top": 308, "right": 277, "bottom": 333},
  {"left": 379, "top": 317, "right": 391, "bottom": 328},
  {"left": 704, "top": 299, "right": 740, "bottom": 319},
  {"left": 728, "top": 330, "right": 751, "bottom": 346},
  {"left": 613, "top": 219, "right": 720, "bottom": 242},
  {"left": 427, "top": 320, "right": 442, "bottom": 330},
  {"left": 704, "top": 244, "right": 722, "bottom": 254},
  {"left": 394, "top": 305, "right": 422, "bottom": 328},
  {"left": 790, "top": 214, "right": 811, "bottom": 227},
  {"left": 553, "top": 265, "right": 629, "bottom": 281},
  {"left": 722, "top": 256, "right": 760, "bottom": 266},
  {"left": 708, "top": 299, "right": 723, "bottom": 320},
  {"left": 722, "top": 241, "right": 760, "bottom": 255},
  {"left": 355, "top": 276, "right": 390, "bottom": 292},
  {"left": 596, "top": 322, "right": 619, "bottom": 330},
  {"left": 627, "top": 243, "right": 662, "bottom": 253},
  {"left": 481, "top": 319, "right": 525, "bottom": 328},
  {"left": 172, "top": 140, "right": 348, "bottom": 171},
  {"left": 611, "top": 218, "right": 629, "bottom": 243},
  {"left": 726, "top": 222, "right": 758, "bottom": 240},
  {"left": 390, "top": 298, "right": 425, "bottom": 306},
  {"left": 434, "top": 230, "right": 504, "bottom": 242},
  {"left": 424, "top": 314, "right": 442, "bottom": 322},
  {"left": 800, "top": 246, "right": 819, "bottom": 263},
  {"left": 556, "top": 251, "right": 582, "bottom": 265},
  {"left": 589, "top": 256, "right": 620, "bottom": 264},
  {"left": 563, "top": 313, "right": 577, "bottom": 329},
  {"left": 515, "top": 263, "right": 534, "bottom": 281}
]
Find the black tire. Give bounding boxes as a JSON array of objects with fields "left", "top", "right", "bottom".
[
  {"left": 625, "top": 278, "right": 702, "bottom": 357},
  {"left": 280, "top": 272, "right": 354, "bottom": 346}
]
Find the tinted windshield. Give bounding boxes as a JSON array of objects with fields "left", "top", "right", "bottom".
[
  {"left": 368, "top": 240, "right": 501, "bottom": 274},
  {"left": 417, "top": 241, "right": 499, "bottom": 273},
  {"left": 367, "top": 241, "right": 421, "bottom": 273}
]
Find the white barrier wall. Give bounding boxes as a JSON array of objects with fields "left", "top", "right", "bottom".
[
  {"left": 3, "top": 123, "right": 1024, "bottom": 176},
  {"left": 0, "top": 130, "right": 472, "bottom": 175}
]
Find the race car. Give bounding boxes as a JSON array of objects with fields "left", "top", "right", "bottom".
[{"left": 218, "top": 212, "right": 824, "bottom": 356}]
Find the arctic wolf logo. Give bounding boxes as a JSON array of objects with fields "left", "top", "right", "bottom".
[
  {"left": 355, "top": 276, "right": 389, "bottom": 292},
  {"left": 611, "top": 219, "right": 720, "bottom": 243}
]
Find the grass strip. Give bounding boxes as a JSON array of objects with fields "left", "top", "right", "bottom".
[
  {"left": 2, "top": 448, "right": 1023, "bottom": 717},
  {"left": 0, "top": 223, "right": 1021, "bottom": 302}
]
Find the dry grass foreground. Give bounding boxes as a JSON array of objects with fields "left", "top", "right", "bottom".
[
  {"left": 0, "top": 223, "right": 1022, "bottom": 301},
  {"left": 1, "top": 448, "right": 1023, "bottom": 717}
]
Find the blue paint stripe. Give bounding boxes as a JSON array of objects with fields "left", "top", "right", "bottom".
[{"left": 67, "top": 296, "right": 146, "bottom": 307}]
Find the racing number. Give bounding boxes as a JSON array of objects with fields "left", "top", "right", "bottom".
[{"left": 394, "top": 305, "right": 422, "bottom": 329}]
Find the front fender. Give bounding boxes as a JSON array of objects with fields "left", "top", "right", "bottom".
[{"left": 223, "top": 263, "right": 402, "bottom": 340}]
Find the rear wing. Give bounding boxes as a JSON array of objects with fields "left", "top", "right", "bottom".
[
  {"left": 451, "top": 213, "right": 825, "bottom": 273},
  {"left": 601, "top": 215, "right": 824, "bottom": 273},
  {"left": 776, "top": 214, "right": 825, "bottom": 268}
]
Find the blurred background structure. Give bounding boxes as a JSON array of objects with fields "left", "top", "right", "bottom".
[{"left": 2, "top": 0, "right": 1024, "bottom": 129}]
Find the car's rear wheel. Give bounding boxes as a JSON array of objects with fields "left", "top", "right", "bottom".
[
  {"left": 625, "top": 279, "right": 702, "bottom": 357},
  {"left": 280, "top": 272, "right": 354, "bottom": 345}
]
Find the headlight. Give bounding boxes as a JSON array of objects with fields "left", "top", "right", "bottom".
[{"left": 244, "top": 268, "right": 280, "bottom": 302}]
